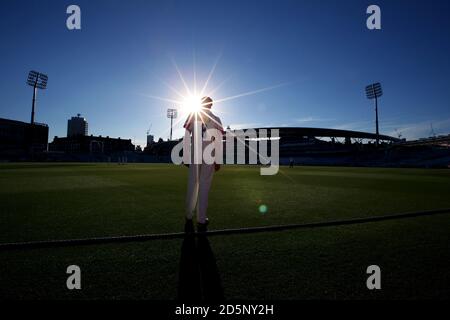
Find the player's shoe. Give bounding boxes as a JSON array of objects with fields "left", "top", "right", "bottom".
[
  {"left": 197, "top": 218, "right": 209, "bottom": 233},
  {"left": 184, "top": 218, "right": 195, "bottom": 234}
]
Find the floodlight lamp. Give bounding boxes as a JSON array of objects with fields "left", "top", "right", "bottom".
[
  {"left": 365, "top": 82, "right": 382, "bottom": 100},
  {"left": 27, "top": 70, "right": 48, "bottom": 89},
  {"left": 167, "top": 108, "right": 178, "bottom": 118}
]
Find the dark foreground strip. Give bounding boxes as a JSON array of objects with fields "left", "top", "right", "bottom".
[{"left": 1, "top": 208, "right": 450, "bottom": 250}]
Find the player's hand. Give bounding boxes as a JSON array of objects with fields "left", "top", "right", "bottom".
[{"left": 215, "top": 164, "right": 221, "bottom": 172}]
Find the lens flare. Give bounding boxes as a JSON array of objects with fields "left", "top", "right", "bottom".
[{"left": 259, "top": 204, "right": 268, "bottom": 214}]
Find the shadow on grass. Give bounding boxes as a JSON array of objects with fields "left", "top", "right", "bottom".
[{"left": 177, "top": 234, "right": 224, "bottom": 301}]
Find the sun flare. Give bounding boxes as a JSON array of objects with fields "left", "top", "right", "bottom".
[
  {"left": 183, "top": 95, "right": 202, "bottom": 113},
  {"left": 142, "top": 53, "right": 286, "bottom": 140}
]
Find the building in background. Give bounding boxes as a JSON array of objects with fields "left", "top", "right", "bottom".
[
  {"left": 67, "top": 114, "right": 88, "bottom": 137},
  {"left": 146, "top": 134, "right": 154, "bottom": 147},
  {"left": 49, "top": 114, "right": 135, "bottom": 160},
  {"left": 0, "top": 118, "right": 48, "bottom": 160},
  {"left": 49, "top": 135, "right": 134, "bottom": 154}
]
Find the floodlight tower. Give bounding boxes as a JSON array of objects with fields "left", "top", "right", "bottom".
[
  {"left": 167, "top": 108, "right": 178, "bottom": 141},
  {"left": 365, "top": 82, "right": 383, "bottom": 146},
  {"left": 27, "top": 70, "right": 48, "bottom": 124}
]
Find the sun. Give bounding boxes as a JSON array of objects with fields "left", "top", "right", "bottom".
[
  {"left": 183, "top": 95, "right": 202, "bottom": 113},
  {"left": 142, "top": 54, "right": 286, "bottom": 140}
]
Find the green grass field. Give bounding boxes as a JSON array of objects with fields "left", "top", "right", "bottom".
[{"left": 1, "top": 163, "right": 450, "bottom": 299}]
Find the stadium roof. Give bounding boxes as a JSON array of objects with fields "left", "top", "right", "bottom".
[
  {"left": 231, "top": 127, "right": 400, "bottom": 142},
  {"left": 0, "top": 117, "right": 48, "bottom": 128}
]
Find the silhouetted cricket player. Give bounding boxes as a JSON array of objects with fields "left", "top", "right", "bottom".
[{"left": 183, "top": 97, "right": 223, "bottom": 233}]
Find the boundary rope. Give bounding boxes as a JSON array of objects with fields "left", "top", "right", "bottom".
[{"left": 1, "top": 208, "right": 450, "bottom": 250}]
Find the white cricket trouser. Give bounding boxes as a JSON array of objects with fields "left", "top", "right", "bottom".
[{"left": 185, "top": 163, "right": 215, "bottom": 224}]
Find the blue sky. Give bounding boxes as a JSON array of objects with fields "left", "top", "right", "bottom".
[{"left": 1, "top": 0, "right": 450, "bottom": 145}]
